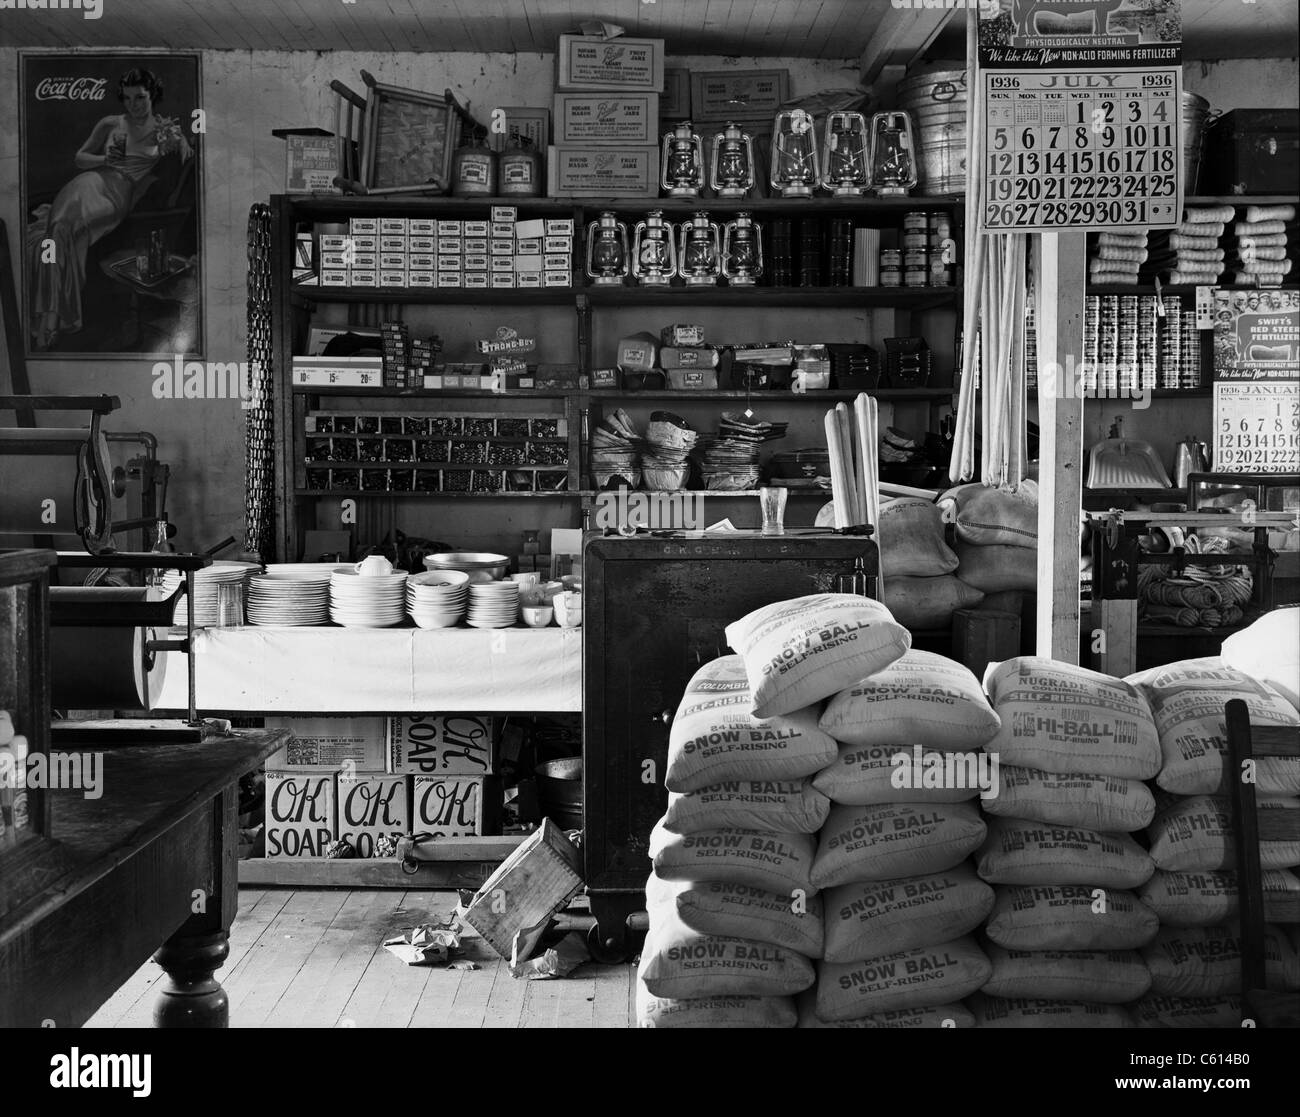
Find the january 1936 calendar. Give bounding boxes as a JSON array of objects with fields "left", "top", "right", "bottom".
[{"left": 978, "top": 0, "right": 1183, "bottom": 233}]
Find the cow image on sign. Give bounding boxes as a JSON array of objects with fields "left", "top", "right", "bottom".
[{"left": 1009, "top": 0, "right": 1128, "bottom": 41}]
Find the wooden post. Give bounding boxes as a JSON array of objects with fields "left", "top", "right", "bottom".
[{"left": 1034, "top": 231, "right": 1086, "bottom": 663}]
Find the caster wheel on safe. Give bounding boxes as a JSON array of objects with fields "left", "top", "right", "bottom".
[{"left": 587, "top": 923, "right": 629, "bottom": 964}]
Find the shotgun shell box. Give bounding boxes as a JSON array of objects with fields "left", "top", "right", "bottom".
[
  {"left": 321, "top": 269, "right": 349, "bottom": 286},
  {"left": 490, "top": 238, "right": 515, "bottom": 255},
  {"left": 543, "top": 270, "right": 571, "bottom": 287},
  {"left": 517, "top": 238, "right": 542, "bottom": 254},
  {"left": 380, "top": 270, "right": 408, "bottom": 287},
  {"left": 408, "top": 271, "right": 436, "bottom": 288},
  {"left": 295, "top": 235, "right": 314, "bottom": 269},
  {"left": 463, "top": 220, "right": 490, "bottom": 237},
  {"left": 464, "top": 254, "right": 489, "bottom": 270},
  {"left": 491, "top": 256, "right": 514, "bottom": 272},
  {"left": 380, "top": 218, "right": 409, "bottom": 235},
  {"left": 380, "top": 252, "right": 408, "bottom": 270},
  {"left": 661, "top": 345, "right": 720, "bottom": 369},
  {"left": 349, "top": 235, "right": 378, "bottom": 252},
  {"left": 491, "top": 221, "right": 516, "bottom": 238},
  {"left": 319, "top": 234, "right": 350, "bottom": 252},
  {"left": 662, "top": 324, "right": 706, "bottom": 346},
  {"left": 380, "top": 236, "right": 407, "bottom": 253},
  {"left": 556, "top": 33, "right": 665, "bottom": 92},
  {"left": 491, "top": 206, "right": 518, "bottom": 223},
  {"left": 517, "top": 272, "right": 542, "bottom": 287},
  {"left": 409, "top": 218, "right": 436, "bottom": 235},
  {"left": 544, "top": 236, "right": 573, "bottom": 253},
  {"left": 349, "top": 217, "right": 379, "bottom": 235},
  {"left": 464, "top": 237, "right": 488, "bottom": 254},
  {"left": 437, "top": 254, "right": 462, "bottom": 270},
  {"left": 437, "top": 220, "right": 463, "bottom": 236},
  {"left": 349, "top": 252, "right": 378, "bottom": 270},
  {"left": 437, "top": 237, "right": 463, "bottom": 254},
  {"left": 514, "top": 255, "right": 543, "bottom": 272},
  {"left": 349, "top": 270, "right": 378, "bottom": 287},
  {"left": 546, "top": 219, "right": 575, "bottom": 236},
  {"left": 437, "top": 272, "right": 463, "bottom": 287},
  {"left": 543, "top": 253, "right": 572, "bottom": 271},
  {"left": 465, "top": 272, "right": 489, "bottom": 288},
  {"left": 409, "top": 236, "right": 436, "bottom": 252},
  {"left": 515, "top": 218, "right": 546, "bottom": 240},
  {"left": 423, "top": 374, "right": 443, "bottom": 389},
  {"left": 320, "top": 251, "right": 351, "bottom": 270},
  {"left": 408, "top": 253, "right": 437, "bottom": 270},
  {"left": 443, "top": 374, "right": 463, "bottom": 388},
  {"left": 491, "top": 273, "right": 517, "bottom": 288}
]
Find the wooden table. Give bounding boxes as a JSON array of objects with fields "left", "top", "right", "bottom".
[{"left": 0, "top": 730, "right": 286, "bottom": 1028}]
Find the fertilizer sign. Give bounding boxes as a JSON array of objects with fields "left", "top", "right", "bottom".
[{"left": 978, "top": 0, "right": 1183, "bottom": 233}]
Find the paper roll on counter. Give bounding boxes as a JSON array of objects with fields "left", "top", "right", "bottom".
[{"left": 49, "top": 587, "right": 170, "bottom": 711}]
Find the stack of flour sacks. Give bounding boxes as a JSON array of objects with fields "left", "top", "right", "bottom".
[{"left": 638, "top": 594, "right": 1002, "bottom": 1027}]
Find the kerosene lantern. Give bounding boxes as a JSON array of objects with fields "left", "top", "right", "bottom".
[
  {"left": 585, "top": 211, "right": 629, "bottom": 286},
  {"left": 632, "top": 210, "right": 677, "bottom": 286},
  {"left": 820, "top": 110, "right": 870, "bottom": 196},
  {"left": 721, "top": 212, "right": 763, "bottom": 287},
  {"left": 867, "top": 110, "right": 918, "bottom": 198},
  {"left": 677, "top": 212, "right": 721, "bottom": 286},
  {"left": 710, "top": 121, "right": 755, "bottom": 198},
  {"left": 660, "top": 121, "right": 705, "bottom": 198},
  {"left": 770, "top": 108, "right": 819, "bottom": 198}
]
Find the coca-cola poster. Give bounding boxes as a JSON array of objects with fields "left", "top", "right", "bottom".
[{"left": 20, "top": 52, "right": 203, "bottom": 358}]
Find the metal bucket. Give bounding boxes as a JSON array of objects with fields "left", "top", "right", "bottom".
[
  {"left": 535, "top": 757, "right": 583, "bottom": 830},
  {"left": 896, "top": 68, "right": 967, "bottom": 196},
  {"left": 1181, "top": 91, "right": 1212, "bottom": 195}
]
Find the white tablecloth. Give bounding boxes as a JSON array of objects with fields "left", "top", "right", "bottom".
[{"left": 155, "top": 626, "right": 582, "bottom": 713}]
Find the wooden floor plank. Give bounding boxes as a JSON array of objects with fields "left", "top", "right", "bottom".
[
  {"left": 594, "top": 964, "right": 634, "bottom": 1030},
  {"left": 480, "top": 945, "right": 529, "bottom": 1028},
  {"left": 519, "top": 973, "right": 563, "bottom": 1028}
]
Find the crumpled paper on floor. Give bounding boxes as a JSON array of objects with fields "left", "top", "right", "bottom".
[
  {"left": 509, "top": 924, "right": 590, "bottom": 980},
  {"left": 383, "top": 920, "right": 474, "bottom": 967}
]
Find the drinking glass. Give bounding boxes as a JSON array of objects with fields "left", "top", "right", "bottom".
[
  {"left": 215, "top": 582, "right": 244, "bottom": 627},
  {"left": 759, "top": 486, "right": 788, "bottom": 535}
]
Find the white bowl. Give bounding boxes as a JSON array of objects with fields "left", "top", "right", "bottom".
[{"left": 521, "top": 605, "right": 554, "bottom": 628}]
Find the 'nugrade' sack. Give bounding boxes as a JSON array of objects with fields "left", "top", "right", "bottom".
[
  {"left": 650, "top": 822, "right": 817, "bottom": 897},
  {"left": 970, "top": 994, "right": 1133, "bottom": 1029},
  {"left": 663, "top": 778, "right": 831, "bottom": 835},
  {"left": 822, "top": 863, "right": 994, "bottom": 963},
  {"left": 983, "top": 657, "right": 1161, "bottom": 780},
  {"left": 976, "top": 817, "right": 1155, "bottom": 889},
  {"left": 635, "top": 982, "right": 796, "bottom": 1029},
  {"left": 815, "top": 936, "right": 992, "bottom": 1020},
  {"left": 981, "top": 766, "right": 1156, "bottom": 833},
  {"left": 812, "top": 743, "right": 985, "bottom": 807},
  {"left": 1143, "top": 924, "right": 1300, "bottom": 998},
  {"left": 666, "top": 655, "right": 839, "bottom": 793},
  {"left": 818, "top": 650, "right": 1001, "bottom": 751},
  {"left": 1147, "top": 794, "right": 1300, "bottom": 872},
  {"left": 984, "top": 885, "right": 1160, "bottom": 952},
  {"left": 876, "top": 497, "right": 960, "bottom": 577},
  {"left": 882, "top": 575, "right": 984, "bottom": 631},
  {"left": 637, "top": 911, "right": 816, "bottom": 1000},
  {"left": 1128, "top": 657, "right": 1300, "bottom": 796},
  {"left": 1138, "top": 868, "right": 1300, "bottom": 928},
  {"left": 953, "top": 541, "right": 1038, "bottom": 594},
  {"left": 981, "top": 943, "right": 1152, "bottom": 1003},
  {"left": 725, "top": 594, "right": 911, "bottom": 719},
  {"left": 646, "top": 874, "right": 825, "bottom": 958},
  {"left": 812, "top": 801, "right": 986, "bottom": 889},
  {"left": 1130, "top": 994, "right": 1244, "bottom": 1029},
  {"left": 937, "top": 480, "right": 1039, "bottom": 549},
  {"left": 796, "top": 991, "right": 975, "bottom": 1029}
]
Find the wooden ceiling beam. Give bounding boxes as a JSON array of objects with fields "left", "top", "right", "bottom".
[{"left": 860, "top": 4, "right": 956, "bottom": 93}]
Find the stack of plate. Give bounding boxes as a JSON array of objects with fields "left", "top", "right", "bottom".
[
  {"left": 466, "top": 580, "right": 520, "bottom": 629},
  {"left": 162, "top": 561, "right": 260, "bottom": 625},
  {"left": 407, "top": 571, "right": 470, "bottom": 629},
  {"left": 329, "top": 568, "right": 408, "bottom": 627},
  {"left": 246, "top": 571, "right": 331, "bottom": 626}
]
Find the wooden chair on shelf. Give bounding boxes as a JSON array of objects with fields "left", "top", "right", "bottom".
[{"left": 1224, "top": 697, "right": 1300, "bottom": 1028}]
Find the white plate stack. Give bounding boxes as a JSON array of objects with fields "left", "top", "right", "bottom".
[
  {"left": 466, "top": 580, "right": 520, "bottom": 629},
  {"left": 246, "top": 571, "right": 331, "bottom": 626},
  {"left": 329, "top": 568, "right": 408, "bottom": 628},
  {"left": 162, "top": 561, "right": 260, "bottom": 626},
  {"left": 406, "top": 571, "right": 470, "bottom": 629}
]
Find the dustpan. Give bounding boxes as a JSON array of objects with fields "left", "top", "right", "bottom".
[{"left": 1087, "top": 418, "right": 1172, "bottom": 489}]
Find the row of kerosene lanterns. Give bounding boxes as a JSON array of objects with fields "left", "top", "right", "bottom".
[{"left": 584, "top": 210, "right": 768, "bottom": 287}]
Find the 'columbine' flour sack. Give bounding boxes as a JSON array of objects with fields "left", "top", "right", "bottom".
[
  {"left": 970, "top": 994, "right": 1133, "bottom": 1028},
  {"left": 982, "top": 943, "right": 1152, "bottom": 1003},
  {"left": 646, "top": 874, "right": 825, "bottom": 958},
  {"left": 983, "top": 657, "right": 1161, "bottom": 779},
  {"left": 1220, "top": 607, "right": 1300, "bottom": 714},
  {"left": 818, "top": 650, "right": 1001, "bottom": 751},
  {"left": 649, "top": 822, "right": 817, "bottom": 897},
  {"left": 638, "top": 910, "right": 816, "bottom": 999},
  {"left": 976, "top": 817, "right": 1155, "bottom": 889},
  {"left": 666, "top": 656, "right": 839, "bottom": 793},
  {"left": 985, "top": 886, "right": 1159, "bottom": 952},
  {"left": 882, "top": 575, "right": 984, "bottom": 631},
  {"left": 1139, "top": 869, "right": 1300, "bottom": 927},
  {"left": 953, "top": 541, "right": 1038, "bottom": 594},
  {"left": 1130, "top": 994, "right": 1243, "bottom": 1029},
  {"left": 982, "top": 766, "right": 1156, "bottom": 833},
  {"left": 1147, "top": 794, "right": 1300, "bottom": 872},
  {"left": 812, "top": 801, "right": 986, "bottom": 889},
  {"left": 1127, "top": 658, "right": 1300, "bottom": 796},
  {"left": 663, "top": 778, "right": 830, "bottom": 835},
  {"left": 796, "top": 991, "right": 975, "bottom": 1029},
  {"left": 815, "top": 936, "right": 991, "bottom": 1020},
  {"left": 822, "top": 863, "right": 994, "bottom": 962},
  {"left": 725, "top": 595, "right": 911, "bottom": 719},
  {"left": 937, "top": 481, "right": 1039, "bottom": 549},
  {"left": 1143, "top": 924, "right": 1299, "bottom": 998},
  {"left": 812, "top": 743, "right": 985, "bottom": 807},
  {"left": 877, "top": 498, "right": 960, "bottom": 577},
  {"left": 635, "top": 981, "right": 796, "bottom": 1029}
]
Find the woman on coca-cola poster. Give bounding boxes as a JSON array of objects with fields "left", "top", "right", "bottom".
[{"left": 21, "top": 53, "right": 202, "bottom": 358}]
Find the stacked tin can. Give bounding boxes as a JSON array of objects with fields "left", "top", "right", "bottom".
[
  {"left": 1180, "top": 311, "right": 1202, "bottom": 388},
  {"left": 1137, "top": 296, "right": 1158, "bottom": 391},
  {"left": 1097, "top": 295, "right": 1120, "bottom": 394},
  {"left": 1082, "top": 296, "right": 1100, "bottom": 393},
  {"left": 929, "top": 211, "right": 955, "bottom": 287},
  {"left": 1159, "top": 296, "right": 1183, "bottom": 389},
  {"left": 880, "top": 247, "right": 902, "bottom": 287},
  {"left": 902, "top": 211, "right": 929, "bottom": 287}
]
